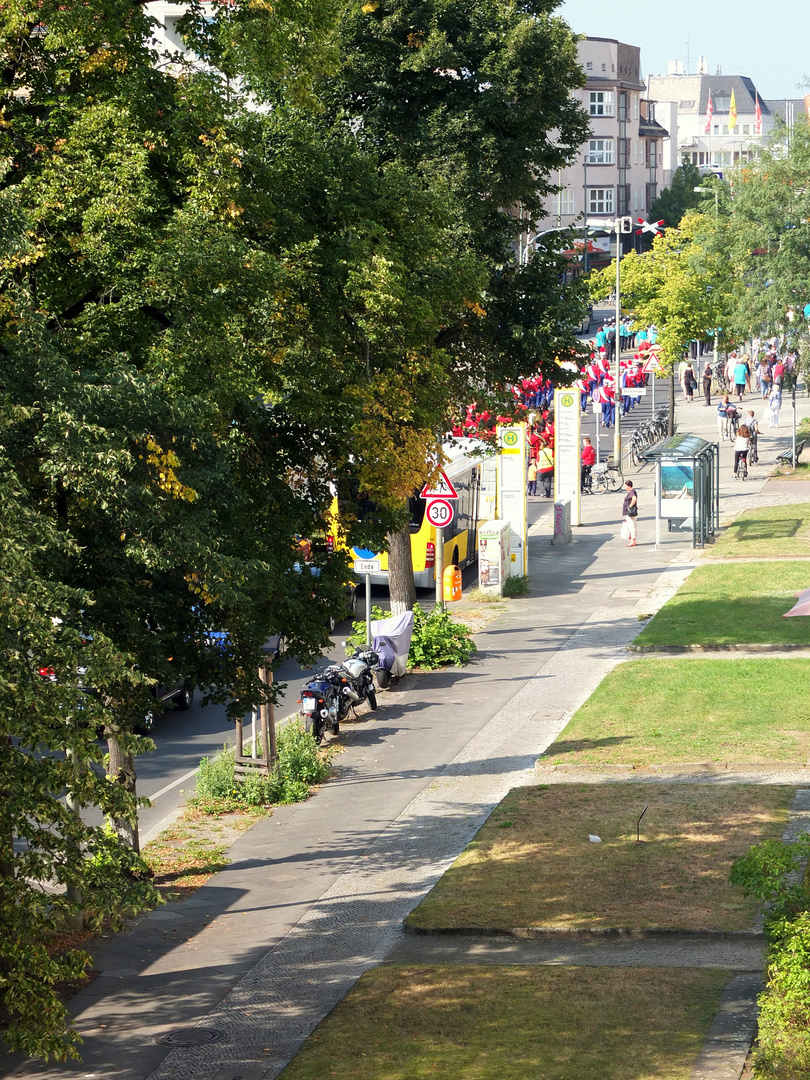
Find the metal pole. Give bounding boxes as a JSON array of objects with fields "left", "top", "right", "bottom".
[
  {"left": 435, "top": 526, "right": 444, "bottom": 610},
  {"left": 652, "top": 373, "right": 655, "bottom": 411},
  {"left": 614, "top": 221, "right": 622, "bottom": 466},
  {"left": 582, "top": 159, "right": 589, "bottom": 275},
  {"left": 365, "top": 573, "right": 372, "bottom": 646},
  {"left": 792, "top": 384, "right": 797, "bottom": 471}
]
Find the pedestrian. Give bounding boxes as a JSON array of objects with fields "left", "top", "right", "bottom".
[
  {"left": 622, "top": 481, "right": 638, "bottom": 547},
  {"left": 760, "top": 362, "right": 772, "bottom": 399},
  {"left": 581, "top": 436, "right": 596, "bottom": 493},
  {"left": 703, "top": 358, "right": 713, "bottom": 406},
  {"left": 683, "top": 362, "right": 698, "bottom": 402},
  {"left": 746, "top": 410, "right": 760, "bottom": 463},
  {"left": 526, "top": 459, "right": 538, "bottom": 497},
  {"left": 536, "top": 439, "right": 554, "bottom": 498},
  {"left": 733, "top": 354, "right": 748, "bottom": 401},
  {"left": 717, "top": 394, "right": 733, "bottom": 439},
  {"left": 768, "top": 385, "right": 782, "bottom": 428}
]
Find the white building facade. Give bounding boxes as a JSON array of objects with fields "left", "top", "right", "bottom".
[{"left": 538, "top": 38, "right": 668, "bottom": 267}]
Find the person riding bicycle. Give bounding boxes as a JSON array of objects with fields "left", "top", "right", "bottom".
[{"left": 734, "top": 424, "right": 751, "bottom": 479}]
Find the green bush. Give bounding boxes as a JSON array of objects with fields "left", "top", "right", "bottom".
[
  {"left": 348, "top": 602, "right": 476, "bottom": 670},
  {"left": 755, "top": 913, "right": 810, "bottom": 1079},
  {"left": 502, "top": 574, "right": 529, "bottom": 598},
  {"left": 730, "top": 835, "right": 810, "bottom": 1078},
  {"left": 194, "top": 721, "right": 331, "bottom": 811}
]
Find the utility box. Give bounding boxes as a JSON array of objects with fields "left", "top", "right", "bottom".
[
  {"left": 443, "top": 564, "right": 462, "bottom": 603},
  {"left": 478, "top": 520, "right": 511, "bottom": 595},
  {"left": 552, "top": 500, "right": 573, "bottom": 546}
]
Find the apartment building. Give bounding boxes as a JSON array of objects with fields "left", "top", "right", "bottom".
[{"left": 537, "top": 38, "right": 668, "bottom": 267}]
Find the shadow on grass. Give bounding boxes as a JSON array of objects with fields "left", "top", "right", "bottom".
[
  {"left": 726, "top": 516, "right": 804, "bottom": 542},
  {"left": 637, "top": 595, "right": 810, "bottom": 646},
  {"left": 541, "top": 736, "right": 631, "bottom": 759}
]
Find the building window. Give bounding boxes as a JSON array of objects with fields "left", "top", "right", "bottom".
[
  {"left": 559, "top": 188, "right": 575, "bottom": 215},
  {"left": 586, "top": 62, "right": 593, "bottom": 70},
  {"left": 713, "top": 124, "right": 719, "bottom": 134},
  {"left": 589, "top": 91, "right": 615, "bottom": 116},
  {"left": 588, "top": 138, "right": 615, "bottom": 164},
  {"left": 649, "top": 142, "right": 657, "bottom": 168},
  {"left": 588, "top": 188, "right": 614, "bottom": 215},
  {"left": 742, "top": 124, "right": 750, "bottom": 134},
  {"left": 633, "top": 96, "right": 638, "bottom": 119},
  {"left": 634, "top": 139, "right": 638, "bottom": 164},
  {"left": 601, "top": 63, "right": 606, "bottom": 72}
]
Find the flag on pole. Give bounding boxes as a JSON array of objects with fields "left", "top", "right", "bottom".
[
  {"left": 729, "top": 88, "right": 738, "bottom": 129},
  {"left": 755, "top": 92, "right": 762, "bottom": 135},
  {"left": 704, "top": 93, "right": 714, "bottom": 135}
]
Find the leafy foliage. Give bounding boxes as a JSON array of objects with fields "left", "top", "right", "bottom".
[
  {"left": 194, "top": 722, "right": 331, "bottom": 811},
  {"left": 648, "top": 163, "right": 705, "bottom": 228},
  {"left": 349, "top": 602, "right": 476, "bottom": 669},
  {"left": 730, "top": 835, "right": 810, "bottom": 931}
]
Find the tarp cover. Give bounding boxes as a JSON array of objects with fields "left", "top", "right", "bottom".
[{"left": 371, "top": 611, "right": 414, "bottom": 677}]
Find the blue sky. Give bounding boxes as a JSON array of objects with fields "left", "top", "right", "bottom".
[{"left": 558, "top": 0, "right": 808, "bottom": 100}]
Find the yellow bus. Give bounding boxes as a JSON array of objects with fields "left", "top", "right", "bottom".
[{"left": 328, "top": 439, "right": 496, "bottom": 589}]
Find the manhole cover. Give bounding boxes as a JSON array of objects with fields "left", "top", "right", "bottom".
[{"left": 156, "top": 1028, "right": 226, "bottom": 1047}]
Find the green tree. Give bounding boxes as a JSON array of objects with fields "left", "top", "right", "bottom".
[{"left": 648, "top": 162, "right": 704, "bottom": 228}]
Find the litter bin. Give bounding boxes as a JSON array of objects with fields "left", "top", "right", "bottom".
[{"left": 443, "top": 564, "right": 462, "bottom": 602}]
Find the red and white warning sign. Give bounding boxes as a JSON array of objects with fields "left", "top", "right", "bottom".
[
  {"left": 420, "top": 470, "right": 458, "bottom": 500},
  {"left": 642, "top": 355, "right": 662, "bottom": 374}
]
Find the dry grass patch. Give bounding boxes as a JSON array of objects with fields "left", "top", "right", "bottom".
[
  {"left": 278, "top": 965, "right": 728, "bottom": 1080},
  {"left": 143, "top": 806, "right": 268, "bottom": 900},
  {"left": 407, "top": 784, "right": 791, "bottom": 932}
]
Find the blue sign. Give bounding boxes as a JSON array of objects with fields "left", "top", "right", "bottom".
[{"left": 353, "top": 547, "right": 378, "bottom": 560}]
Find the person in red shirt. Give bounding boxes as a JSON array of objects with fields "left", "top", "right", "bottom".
[{"left": 581, "top": 437, "right": 596, "bottom": 493}]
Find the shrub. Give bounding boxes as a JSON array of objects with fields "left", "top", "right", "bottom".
[
  {"left": 729, "top": 834, "right": 810, "bottom": 931},
  {"left": 194, "top": 721, "right": 331, "bottom": 811},
  {"left": 755, "top": 913, "right": 810, "bottom": 1079},
  {"left": 348, "top": 602, "right": 476, "bottom": 670},
  {"left": 502, "top": 574, "right": 529, "bottom": 598}
]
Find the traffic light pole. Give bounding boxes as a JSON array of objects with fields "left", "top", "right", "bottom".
[{"left": 613, "top": 215, "right": 632, "bottom": 469}]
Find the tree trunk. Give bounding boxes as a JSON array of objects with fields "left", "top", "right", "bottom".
[
  {"left": 387, "top": 527, "right": 416, "bottom": 614},
  {"left": 668, "top": 365, "right": 676, "bottom": 437},
  {"left": 106, "top": 732, "right": 140, "bottom": 853}
]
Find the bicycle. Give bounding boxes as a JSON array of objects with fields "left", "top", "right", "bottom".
[
  {"left": 590, "top": 459, "right": 623, "bottom": 494},
  {"left": 735, "top": 451, "right": 748, "bottom": 481}
]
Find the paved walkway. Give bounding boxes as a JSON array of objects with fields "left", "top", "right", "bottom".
[{"left": 5, "top": 375, "right": 810, "bottom": 1080}]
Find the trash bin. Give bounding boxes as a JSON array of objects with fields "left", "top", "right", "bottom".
[{"left": 443, "top": 564, "right": 462, "bottom": 602}]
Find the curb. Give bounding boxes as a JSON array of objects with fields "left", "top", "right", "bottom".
[
  {"left": 536, "top": 761, "right": 810, "bottom": 774},
  {"left": 402, "top": 924, "right": 766, "bottom": 942},
  {"left": 630, "top": 643, "right": 810, "bottom": 654}
]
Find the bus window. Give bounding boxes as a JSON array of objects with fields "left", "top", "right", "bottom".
[{"left": 407, "top": 493, "right": 426, "bottom": 533}]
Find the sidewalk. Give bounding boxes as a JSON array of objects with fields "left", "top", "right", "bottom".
[{"left": 6, "top": 381, "right": 810, "bottom": 1080}]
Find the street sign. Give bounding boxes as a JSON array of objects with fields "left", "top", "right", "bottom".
[
  {"left": 425, "top": 499, "right": 454, "bottom": 528},
  {"left": 420, "top": 469, "right": 458, "bottom": 500},
  {"left": 635, "top": 218, "right": 665, "bottom": 235},
  {"left": 353, "top": 559, "right": 380, "bottom": 574},
  {"left": 642, "top": 356, "right": 661, "bottom": 374}
]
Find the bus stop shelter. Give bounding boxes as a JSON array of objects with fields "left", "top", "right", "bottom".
[{"left": 641, "top": 434, "right": 720, "bottom": 549}]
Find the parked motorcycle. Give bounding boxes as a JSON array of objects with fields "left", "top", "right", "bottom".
[
  {"left": 299, "top": 667, "right": 348, "bottom": 743},
  {"left": 300, "top": 646, "right": 379, "bottom": 742},
  {"left": 340, "top": 646, "right": 379, "bottom": 710},
  {"left": 371, "top": 611, "right": 414, "bottom": 688}
]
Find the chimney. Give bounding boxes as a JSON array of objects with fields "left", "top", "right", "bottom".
[{"left": 697, "top": 55, "right": 708, "bottom": 75}]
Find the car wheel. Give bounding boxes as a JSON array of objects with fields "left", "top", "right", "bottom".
[
  {"left": 276, "top": 635, "right": 286, "bottom": 658},
  {"left": 327, "top": 614, "right": 337, "bottom": 632},
  {"left": 175, "top": 686, "right": 194, "bottom": 711}
]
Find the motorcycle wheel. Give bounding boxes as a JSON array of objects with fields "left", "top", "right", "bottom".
[
  {"left": 368, "top": 689, "right": 377, "bottom": 711},
  {"left": 375, "top": 668, "right": 391, "bottom": 689},
  {"left": 305, "top": 715, "right": 324, "bottom": 743}
]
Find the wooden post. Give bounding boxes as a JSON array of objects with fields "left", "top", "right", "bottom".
[{"left": 259, "top": 665, "right": 276, "bottom": 769}]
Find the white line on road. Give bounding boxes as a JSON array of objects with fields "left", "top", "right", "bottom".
[{"left": 146, "top": 765, "right": 199, "bottom": 803}]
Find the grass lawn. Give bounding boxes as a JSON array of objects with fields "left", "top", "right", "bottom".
[
  {"left": 711, "top": 503, "right": 810, "bottom": 558},
  {"left": 635, "top": 561, "right": 810, "bottom": 648},
  {"left": 278, "top": 965, "right": 729, "bottom": 1080},
  {"left": 406, "top": 784, "right": 789, "bottom": 932},
  {"left": 541, "top": 657, "right": 810, "bottom": 766}
]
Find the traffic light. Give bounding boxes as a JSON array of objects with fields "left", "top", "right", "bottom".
[{"left": 620, "top": 216, "right": 633, "bottom": 234}]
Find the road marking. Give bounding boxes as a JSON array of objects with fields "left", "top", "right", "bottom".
[{"left": 147, "top": 765, "right": 199, "bottom": 802}]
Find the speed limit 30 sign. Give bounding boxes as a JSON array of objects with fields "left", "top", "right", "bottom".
[{"left": 425, "top": 499, "right": 454, "bottom": 527}]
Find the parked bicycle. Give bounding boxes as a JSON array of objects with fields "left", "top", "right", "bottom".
[{"left": 589, "top": 459, "right": 623, "bottom": 494}]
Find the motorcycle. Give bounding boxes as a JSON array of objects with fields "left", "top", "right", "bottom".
[
  {"left": 299, "top": 667, "right": 348, "bottom": 743},
  {"left": 339, "top": 646, "right": 379, "bottom": 711},
  {"left": 299, "top": 647, "right": 379, "bottom": 742}
]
